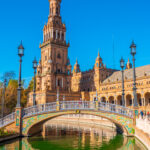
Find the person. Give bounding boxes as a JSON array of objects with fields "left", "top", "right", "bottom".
[
  {"left": 147, "top": 111, "right": 149, "bottom": 120},
  {"left": 140, "top": 110, "right": 144, "bottom": 119}
]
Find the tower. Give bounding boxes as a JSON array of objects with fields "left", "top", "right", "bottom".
[
  {"left": 94, "top": 51, "right": 104, "bottom": 70},
  {"left": 71, "top": 59, "right": 82, "bottom": 92},
  {"left": 94, "top": 52, "right": 104, "bottom": 91},
  {"left": 73, "top": 59, "right": 81, "bottom": 73},
  {"left": 37, "top": 0, "right": 71, "bottom": 92}
]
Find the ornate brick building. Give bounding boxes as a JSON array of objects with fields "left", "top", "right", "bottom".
[{"left": 28, "top": 0, "right": 150, "bottom": 111}]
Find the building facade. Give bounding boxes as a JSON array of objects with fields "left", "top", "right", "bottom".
[{"left": 28, "top": 0, "right": 150, "bottom": 111}]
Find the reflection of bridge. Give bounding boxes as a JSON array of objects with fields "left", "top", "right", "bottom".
[{"left": 0, "top": 101, "right": 135, "bottom": 136}]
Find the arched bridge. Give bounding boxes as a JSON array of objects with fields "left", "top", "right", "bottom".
[{"left": 0, "top": 101, "right": 135, "bottom": 136}]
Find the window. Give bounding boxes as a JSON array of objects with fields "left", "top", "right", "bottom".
[
  {"left": 54, "top": 31, "right": 56, "bottom": 40},
  {"left": 45, "top": 56, "right": 47, "bottom": 61},
  {"left": 57, "top": 69, "right": 61, "bottom": 73},
  {"left": 58, "top": 32, "right": 60, "bottom": 39},
  {"left": 58, "top": 79, "right": 61, "bottom": 87},
  {"left": 56, "top": 7, "right": 59, "bottom": 15},
  {"left": 57, "top": 53, "right": 61, "bottom": 59},
  {"left": 62, "top": 33, "right": 64, "bottom": 41}
]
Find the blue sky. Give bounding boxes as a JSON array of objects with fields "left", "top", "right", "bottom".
[{"left": 0, "top": 0, "right": 150, "bottom": 82}]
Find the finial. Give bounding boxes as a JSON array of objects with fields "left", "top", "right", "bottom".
[
  {"left": 76, "top": 58, "right": 78, "bottom": 64},
  {"left": 98, "top": 50, "right": 100, "bottom": 57},
  {"left": 128, "top": 58, "right": 130, "bottom": 63}
]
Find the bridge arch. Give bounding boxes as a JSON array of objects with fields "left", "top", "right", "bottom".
[
  {"left": 0, "top": 101, "right": 134, "bottom": 138},
  {"left": 27, "top": 112, "right": 128, "bottom": 136}
]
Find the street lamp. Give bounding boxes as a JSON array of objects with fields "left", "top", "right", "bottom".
[
  {"left": 1, "top": 79, "right": 6, "bottom": 118},
  {"left": 56, "top": 88, "right": 59, "bottom": 102},
  {"left": 16, "top": 41, "right": 24, "bottom": 108},
  {"left": 130, "top": 41, "right": 138, "bottom": 107},
  {"left": 33, "top": 57, "right": 37, "bottom": 106},
  {"left": 120, "top": 58, "right": 125, "bottom": 106}
]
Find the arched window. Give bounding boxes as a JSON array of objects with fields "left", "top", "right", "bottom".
[
  {"left": 58, "top": 79, "right": 61, "bottom": 86},
  {"left": 53, "top": 31, "right": 56, "bottom": 40},
  {"left": 57, "top": 69, "right": 61, "bottom": 73},
  {"left": 62, "top": 33, "right": 64, "bottom": 41},
  {"left": 57, "top": 53, "right": 61, "bottom": 59},
  {"left": 56, "top": 7, "right": 59, "bottom": 15},
  {"left": 58, "top": 32, "right": 60, "bottom": 39}
]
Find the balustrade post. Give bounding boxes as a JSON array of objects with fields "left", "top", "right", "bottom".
[
  {"left": 133, "top": 107, "right": 139, "bottom": 126},
  {"left": 56, "top": 101, "right": 60, "bottom": 111},
  {"left": 95, "top": 101, "right": 98, "bottom": 111},
  {"left": 63, "top": 101, "right": 65, "bottom": 110},
  {"left": 62, "top": 96, "right": 65, "bottom": 110},
  {"left": 15, "top": 107, "right": 22, "bottom": 136}
]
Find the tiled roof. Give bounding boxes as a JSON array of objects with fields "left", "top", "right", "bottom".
[{"left": 103, "top": 65, "right": 150, "bottom": 83}]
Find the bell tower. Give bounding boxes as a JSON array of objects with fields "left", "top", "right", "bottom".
[
  {"left": 49, "top": 0, "right": 61, "bottom": 17},
  {"left": 37, "top": 0, "right": 71, "bottom": 92}
]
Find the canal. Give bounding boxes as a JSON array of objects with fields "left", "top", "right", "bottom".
[{"left": 0, "top": 114, "right": 148, "bottom": 150}]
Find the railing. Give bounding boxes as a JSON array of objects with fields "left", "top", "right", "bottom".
[
  {"left": 97, "top": 102, "right": 133, "bottom": 118},
  {"left": 22, "top": 101, "right": 133, "bottom": 118},
  {"left": 23, "top": 102, "right": 57, "bottom": 118},
  {"left": 60, "top": 101, "right": 95, "bottom": 110},
  {"left": 0, "top": 101, "right": 134, "bottom": 128},
  {"left": 0, "top": 112, "right": 15, "bottom": 128}
]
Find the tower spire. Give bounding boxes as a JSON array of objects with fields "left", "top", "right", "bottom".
[
  {"left": 49, "top": 0, "right": 61, "bottom": 17},
  {"left": 76, "top": 58, "right": 78, "bottom": 64},
  {"left": 98, "top": 50, "right": 100, "bottom": 58}
]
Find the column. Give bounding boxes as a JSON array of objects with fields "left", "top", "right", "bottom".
[
  {"left": 56, "top": 30, "right": 58, "bottom": 39},
  {"left": 125, "top": 98, "right": 127, "bottom": 107},
  {"left": 49, "top": 32, "right": 51, "bottom": 39},
  {"left": 56, "top": 78, "right": 57, "bottom": 87},
  {"left": 62, "top": 78, "right": 63, "bottom": 88},
  {"left": 51, "top": 29, "right": 53, "bottom": 38},
  {"left": 60, "top": 31, "right": 62, "bottom": 40},
  {"left": 64, "top": 32, "right": 66, "bottom": 41},
  {"left": 143, "top": 98, "right": 146, "bottom": 106},
  {"left": 132, "top": 98, "right": 134, "bottom": 107}
]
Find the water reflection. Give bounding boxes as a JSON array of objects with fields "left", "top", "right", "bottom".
[{"left": 0, "top": 120, "right": 147, "bottom": 150}]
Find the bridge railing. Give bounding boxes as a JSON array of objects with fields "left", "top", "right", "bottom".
[
  {"left": 22, "top": 101, "right": 133, "bottom": 118},
  {"left": 60, "top": 101, "right": 95, "bottom": 110},
  {"left": 23, "top": 102, "right": 57, "bottom": 118},
  {"left": 97, "top": 102, "right": 133, "bottom": 118},
  {"left": 0, "top": 112, "right": 15, "bottom": 128},
  {"left": 0, "top": 101, "right": 134, "bottom": 128}
]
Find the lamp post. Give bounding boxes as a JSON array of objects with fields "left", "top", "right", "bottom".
[
  {"left": 33, "top": 57, "right": 37, "bottom": 106},
  {"left": 56, "top": 88, "right": 59, "bottom": 102},
  {"left": 120, "top": 58, "right": 125, "bottom": 106},
  {"left": 130, "top": 41, "right": 138, "bottom": 107},
  {"left": 1, "top": 79, "right": 6, "bottom": 118},
  {"left": 96, "top": 91, "right": 98, "bottom": 101},
  {"left": 16, "top": 41, "right": 24, "bottom": 108}
]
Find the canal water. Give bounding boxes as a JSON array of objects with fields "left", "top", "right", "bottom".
[{"left": 0, "top": 120, "right": 148, "bottom": 150}]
